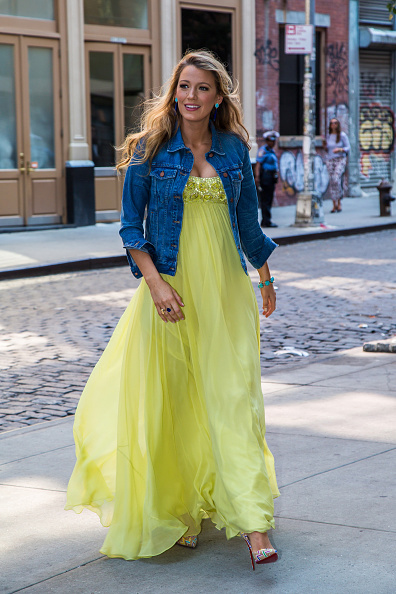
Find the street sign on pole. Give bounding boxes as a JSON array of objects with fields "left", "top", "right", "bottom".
[
  {"left": 285, "top": 24, "right": 313, "bottom": 54},
  {"left": 293, "top": 0, "right": 324, "bottom": 227}
]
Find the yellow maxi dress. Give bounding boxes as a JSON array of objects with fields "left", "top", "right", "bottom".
[{"left": 65, "top": 176, "right": 280, "bottom": 560}]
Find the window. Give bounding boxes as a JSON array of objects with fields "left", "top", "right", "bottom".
[
  {"left": 359, "top": 0, "right": 394, "bottom": 27},
  {"left": 279, "top": 28, "right": 321, "bottom": 136},
  {"left": 88, "top": 47, "right": 147, "bottom": 167},
  {"left": 84, "top": 0, "right": 148, "bottom": 29},
  {"left": 181, "top": 9, "right": 232, "bottom": 74},
  {"left": 123, "top": 53, "right": 145, "bottom": 136},
  {"left": 89, "top": 51, "right": 115, "bottom": 167},
  {"left": 0, "top": 0, "right": 54, "bottom": 20}
]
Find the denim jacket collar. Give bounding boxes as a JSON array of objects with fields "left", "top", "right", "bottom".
[{"left": 167, "top": 121, "right": 225, "bottom": 155}]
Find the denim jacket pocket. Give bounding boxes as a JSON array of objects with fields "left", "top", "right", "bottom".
[{"left": 150, "top": 167, "right": 178, "bottom": 202}]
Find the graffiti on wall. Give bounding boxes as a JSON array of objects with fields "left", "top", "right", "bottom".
[
  {"left": 359, "top": 70, "right": 395, "bottom": 182},
  {"left": 279, "top": 151, "right": 329, "bottom": 196},
  {"left": 255, "top": 39, "right": 279, "bottom": 71},
  {"left": 359, "top": 103, "right": 395, "bottom": 181},
  {"left": 326, "top": 43, "right": 348, "bottom": 104},
  {"left": 360, "top": 105, "right": 394, "bottom": 152}
]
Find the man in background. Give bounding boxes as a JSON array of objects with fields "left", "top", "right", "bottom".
[{"left": 255, "top": 131, "right": 280, "bottom": 228}]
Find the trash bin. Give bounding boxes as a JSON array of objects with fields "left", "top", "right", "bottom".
[
  {"left": 377, "top": 179, "right": 395, "bottom": 217},
  {"left": 66, "top": 160, "right": 95, "bottom": 226}
]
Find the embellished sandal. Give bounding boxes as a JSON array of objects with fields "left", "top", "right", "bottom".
[
  {"left": 176, "top": 535, "right": 198, "bottom": 548},
  {"left": 241, "top": 533, "right": 278, "bottom": 570}
]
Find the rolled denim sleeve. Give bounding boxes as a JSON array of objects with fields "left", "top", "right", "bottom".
[
  {"left": 119, "top": 159, "right": 156, "bottom": 277},
  {"left": 237, "top": 146, "right": 278, "bottom": 269}
]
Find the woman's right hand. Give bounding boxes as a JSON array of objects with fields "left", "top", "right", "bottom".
[
  {"left": 127, "top": 249, "right": 185, "bottom": 323},
  {"left": 147, "top": 277, "right": 185, "bottom": 323}
]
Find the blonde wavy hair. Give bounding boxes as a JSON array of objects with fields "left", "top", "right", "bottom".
[{"left": 116, "top": 50, "right": 249, "bottom": 170}]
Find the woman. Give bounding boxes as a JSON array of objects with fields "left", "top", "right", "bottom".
[
  {"left": 65, "top": 51, "right": 280, "bottom": 569},
  {"left": 324, "top": 118, "right": 350, "bottom": 212}
]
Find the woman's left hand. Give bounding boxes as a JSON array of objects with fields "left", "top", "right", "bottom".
[{"left": 260, "top": 284, "right": 276, "bottom": 318}]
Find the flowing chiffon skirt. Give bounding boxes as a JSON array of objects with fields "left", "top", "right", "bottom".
[{"left": 65, "top": 176, "right": 279, "bottom": 560}]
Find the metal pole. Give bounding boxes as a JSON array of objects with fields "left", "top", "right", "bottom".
[
  {"left": 295, "top": 0, "right": 324, "bottom": 225},
  {"left": 303, "top": 0, "right": 315, "bottom": 196},
  {"left": 347, "top": 0, "right": 362, "bottom": 197}
]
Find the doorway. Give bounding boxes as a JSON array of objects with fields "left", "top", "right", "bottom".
[
  {"left": 181, "top": 8, "right": 233, "bottom": 73},
  {"left": 0, "top": 35, "right": 62, "bottom": 227},
  {"left": 86, "top": 42, "right": 150, "bottom": 219}
]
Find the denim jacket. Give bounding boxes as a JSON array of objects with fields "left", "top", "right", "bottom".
[{"left": 119, "top": 122, "right": 277, "bottom": 279}]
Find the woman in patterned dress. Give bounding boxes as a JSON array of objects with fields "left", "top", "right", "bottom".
[{"left": 324, "top": 118, "right": 350, "bottom": 212}]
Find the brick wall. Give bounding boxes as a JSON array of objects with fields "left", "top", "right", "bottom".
[{"left": 255, "top": 0, "right": 349, "bottom": 205}]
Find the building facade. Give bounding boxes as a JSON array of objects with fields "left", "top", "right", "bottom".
[
  {"left": 0, "top": 0, "right": 256, "bottom": 229},
  {"left": 2, "top": 1, "right": 395, "bottom": 229},
  {"left": 255, "top": 0, "right": 396, "bottom": 206},
  {"left": 357, "top": 0, "right": 396, "bottom": 190},
  {"left": 255, "top": 0, "right": 350, "bottom": 205}
]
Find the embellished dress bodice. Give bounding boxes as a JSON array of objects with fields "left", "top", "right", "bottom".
[{"left": 182, "top": 176, "right": 227, "bottom": 205}]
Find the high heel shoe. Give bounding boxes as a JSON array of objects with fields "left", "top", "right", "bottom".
[
  {"left": 241, "top": 533, "right": 278, "bottom": 570},
  {"left": 176, "top": 535, "right": 198, "bottom": 548}
]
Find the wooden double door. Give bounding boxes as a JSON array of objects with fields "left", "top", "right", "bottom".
[
  {"left": 0, "top": 35, "right": 63, "bottom": 227},
  {"left": 86, "top": 42, "right": 150, "bottom": 220}
]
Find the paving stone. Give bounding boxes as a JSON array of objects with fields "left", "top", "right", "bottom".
[
  {"left": 3, "top": 414, "right": 28, "bottom": 421},
  {"left": 39, "top": 409, "right": 68, "bottom": 417},
  {"left": 22, "top": 418, "right": 46, "bottom": 425},
  {"left": 24, "top": 411, "right": 49, "bottom": 419},
  {"left": 62, "top": 391, "right": 82, "bottom": 398}
]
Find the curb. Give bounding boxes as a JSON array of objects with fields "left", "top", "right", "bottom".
[
  {"left": 0, "top": 221, "right": 395, "bottom": 281},
  {"left": 0, "top": 255, "right": 126, "bottom": 281},
  {"left": 363, "top": 338, "right": 396, "bottom": 353},
  {"left": 275, "top": 221, "right": 396, "bottom": 245},
  {"left": 0, "top": 416, "right": 74, "bottom": 440}
]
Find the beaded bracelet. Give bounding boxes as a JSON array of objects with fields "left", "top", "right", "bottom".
[{"left": 258, "top": 276, "right": 274, "bottom": 289}]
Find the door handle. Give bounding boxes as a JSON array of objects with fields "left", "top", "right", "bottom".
[
  {"left": 26, "top": 161, "right": 36, "bottom": 174},
  {"left": 19, "top": 152, "right": 26, "bottom": 173}
]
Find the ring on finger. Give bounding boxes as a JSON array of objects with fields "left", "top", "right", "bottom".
[
  {"left": 166, "top": 307, "right": 172, "bottom": 312},
  {"left": 160, "top": 308, "right": 166, "bottom": 314}
]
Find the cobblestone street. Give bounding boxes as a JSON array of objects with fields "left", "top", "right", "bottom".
[{"left": 1, "top": 229, "right": 395, "bottom": 432}]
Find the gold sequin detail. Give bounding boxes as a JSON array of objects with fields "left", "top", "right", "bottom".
[{"left": 183, "top": 176, "right": 227, "bottom": 204}]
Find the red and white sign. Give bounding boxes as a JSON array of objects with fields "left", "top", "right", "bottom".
[{"left": 285, "top": 24, "right": 313, "bottom": 54}]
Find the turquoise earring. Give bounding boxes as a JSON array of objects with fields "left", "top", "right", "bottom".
[
  {"left": 213, "top": 103, "right": 219, "bottom": 121},
  {"left": 174, "top": 97, "right": 178, "bottom": 113}
]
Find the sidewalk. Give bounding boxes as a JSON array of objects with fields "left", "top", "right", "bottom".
[
  {"left": 1, "top": 346, "right": 395, "bottom": 593},
  {"left": 0, "top": 196, "right": 395, "bottom": 280}
]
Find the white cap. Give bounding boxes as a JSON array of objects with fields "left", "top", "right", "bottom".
[{"left": 263, "top": 130, "right": 280, "bottom": 140}]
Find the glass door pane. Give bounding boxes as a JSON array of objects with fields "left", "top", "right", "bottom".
[
  {"left": 28, "top": 47, "right": 55, "bottom": 168},
  {"left": 123, "top": 53, "right": 144, "bottom": 135},
  {"left": 89, "top": 51, "right": 115, "bottom": 167},
  {"left": 84, "top": 0, "right": 148, "bottom": 29},
  {"left": 0, "top": 44, "right": 17, "bottom": 169},
  {"left": 0, "top": 0, "right": 54, "bottom": 19}
]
